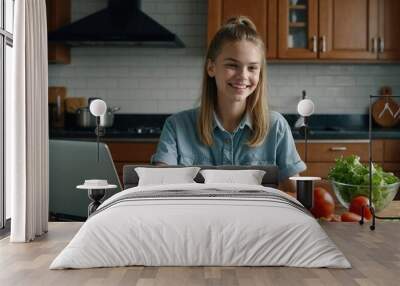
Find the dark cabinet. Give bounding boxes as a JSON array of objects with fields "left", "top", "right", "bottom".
[
  {"left": 208, "top": 0, "right": 400, "bottom": 61},
  {"left": 207, "top": 0, "right": 278, "bottom": 59},
  {"left": 46, "top": 0, "right": 70, "bottom": 64}
]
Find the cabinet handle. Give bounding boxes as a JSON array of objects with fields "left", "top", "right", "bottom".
[
  {"left": 312, "top": 35, "right": 317, "bottom": 53},
  {"left": 371, "top": 38, "right": 377, "bottom": 53},
  {"left": 378, "top": 37, "right": 385, "bottom": 53},
  {"left": 320, "top": 35, "right": 326, "bottom": 52},
  {"left": 329, "top": 146, "right": 347, "bottom": 151}
]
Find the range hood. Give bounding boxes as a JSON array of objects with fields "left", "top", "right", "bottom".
[{"left": 48, "top": 0, "right": 185, "bottom": 47}]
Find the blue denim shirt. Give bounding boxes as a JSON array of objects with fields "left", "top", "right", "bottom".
[{"left": 151, "top": 108, "right": 306, "bottom": 181}]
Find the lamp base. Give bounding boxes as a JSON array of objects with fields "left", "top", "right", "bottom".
[
  {"left": 87, "top": 189, "right": 106, "bottom": 216},
  {"left": 95, "top": 126, "right": 105, "bottom": 137},
  {"left": 289, "top": 176, "right": 321, "bottom": 210},
  {"left": 296, "top": 180, "right": 314, "bottom": 210}
]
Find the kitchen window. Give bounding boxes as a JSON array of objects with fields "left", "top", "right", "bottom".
[{"left": 0, "top": 0, "right": 14, "bottom": 232}]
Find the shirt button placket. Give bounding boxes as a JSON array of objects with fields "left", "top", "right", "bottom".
[
  {"left": 230, "top": 136, "right": 234, "bottom": 165},
  {"left": 223, "top": 137, "right": 231, "bottom": 165}
]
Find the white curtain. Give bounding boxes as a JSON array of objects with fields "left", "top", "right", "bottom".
[{"left": 7, "top": 0, "right": 49, "bottom": 242}]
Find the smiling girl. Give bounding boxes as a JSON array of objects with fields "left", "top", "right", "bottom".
[{"left": 152, "top": 16, "right": 306, "bottom": 192}]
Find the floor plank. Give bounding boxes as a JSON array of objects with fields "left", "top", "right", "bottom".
[{"left": 1, "top": 220, "right": 400, "bottom": 286}]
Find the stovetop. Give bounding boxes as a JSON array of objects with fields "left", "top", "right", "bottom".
[
  {"left": 52, "top": 126, "right": 162, "bottom": 138},
  {"left": 56, "top": 113, "right": 168, "bottom": 138},
  {"left": 125, "top": 126, "right": 162, "bottom": 135}
]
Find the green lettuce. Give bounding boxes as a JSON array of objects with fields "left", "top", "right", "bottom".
[{"left": 328, "top": 155, "right": 400, "bottom": 210}]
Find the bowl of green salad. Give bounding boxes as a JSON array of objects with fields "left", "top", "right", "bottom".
[{"left": 328, "top": 155, "right": 400, "bottom": 212}]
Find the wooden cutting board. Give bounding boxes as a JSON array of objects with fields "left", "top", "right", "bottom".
[
  {"left": 49, "top": 87, "right": 66, "bottom": 128},
  {"left": 372, "top": 94, "right": 400, "bottom": 127}
]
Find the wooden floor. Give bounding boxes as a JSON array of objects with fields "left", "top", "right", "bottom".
[{"left": 1, "top": 213, "right": 400, "bottom": 286}]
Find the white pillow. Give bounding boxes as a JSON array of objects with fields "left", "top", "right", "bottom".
[
  {"left": 200, "top": 169, "right": 266, "bottom": 185},
  {"left": 135, "top": 167, "right": 201, "bottom": 186}
]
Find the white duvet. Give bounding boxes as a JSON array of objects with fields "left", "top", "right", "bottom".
[{"left": 50, "top": 183, "right": 351, "bottom": 269}]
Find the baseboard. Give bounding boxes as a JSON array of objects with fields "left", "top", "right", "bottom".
[
  {"left": 0, "top": 218, "right": 11, "bottom": 239},
  {"left": 49, "top": 212, "right": 87, "bottom": 222}
]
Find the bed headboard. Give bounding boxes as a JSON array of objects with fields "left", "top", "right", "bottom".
[{"left": 123, "top": 165, "right": 279, "bottom": 189}]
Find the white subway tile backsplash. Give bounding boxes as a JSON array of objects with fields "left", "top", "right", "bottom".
[
  {"left": 356, "top": 76, "right": 376, "bottom": 86},
  {"left": 297, "top": 75, "right": 315, "bottom": 86},
  {"left": 106, "top": 67, "right": 130, "bottom": 77},
  {"left": 141, "top": 3, "right": 157, "bottom": 13},
  {"left": 166, "top": 67, "right": 202, "bottom": 77},
  {"left": 314, "top": 76, "right": 335, "bottom": 86},
  {"left": 128, "top": 67, "right": 169, "bottom": 78},
  {"left": 110, "top": 89, "right": 168, "bottom": 100},
  {"left": 48, "top": 77, "right": 67, "bottom": 86},
  {"left": 391, "top": 86, "right": 400, "bottom": 95},
  {"left": 355, "top": 65, "right": 390, "bottom": 75},
  {"left": 156, "top": 3, "right": 178, "bottom": 14},
  {"left": 87, "top": 78, "right": 117, "bottom": 89},
  {"left": 66, "top": 78, "right": 88, "bottom": 88},
  {"left": 178, "top": 78, "right": 202, "bottom": 89},
  {"left": 166, "top": 88, "right": 200, "bottom": 100},
  {"left": 71, "top": 88, "right": 106, "bottom": 99},
  {"left": 116, "top": 78, "right": 140, "bottom": 89},
  {"left": 324, "top": 87, "right": 345, "bottom": 98},
  {"left": 322, "top": 65, "right": 355, "bottom": 75},
  {"left": 274, "top": 75, "right": 299, "bottom": 86},
  {"left": 276, "top": 87, "right": 301, "bottom": 98},
  {"left": 49, "top": 0, "right": 400, "bottom": 114},
  {"left": 175, "top": 3, "right": 198, "bottom": 14},
  {"left": 157, "top": 99, "right": 197, "bottom": 113},
  {"left": 110, "top": 100, "right": 159, "bottom": 113},
  {"left": 343, "top": 87, "right": 378, "bottom": 98},
  {"left": 75, "top": 67, "right": 108, "bottom": 77},
  {"left": 333, "top": 76, "right": 355, "bottom": 86},
  {"left": 138, "top": 78, "right": 178, "bottom": 89}
]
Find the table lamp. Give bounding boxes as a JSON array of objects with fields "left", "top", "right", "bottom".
[
  {"left": 290, "top": 91, "right": 321, "bottom": 210},
  {"left": 89, "top": 99, "right": 107, "bottom": 162}
]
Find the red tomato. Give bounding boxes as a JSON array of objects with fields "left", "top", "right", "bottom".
[
  {"left": 349, "top": 196, "right": 372, "bottom": 220},
  {"left": 341, "top": 212, "right": 362, "bottom": 222},
  {"left": 310, "top": 187, "right": 335, "bottom": 218}
]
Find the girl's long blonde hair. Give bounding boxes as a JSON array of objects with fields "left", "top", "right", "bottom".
[{"left": 198, "top": 16, "right": 269, "bottom": 147}]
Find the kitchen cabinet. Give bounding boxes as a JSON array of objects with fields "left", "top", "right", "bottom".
[
  {"left": 318, "top": 0, "right": 377, "bottom": 60},
  {"left": 208, "top": 0, "right": 400, "bottom": 61},
  {"left": 279, "top": 0, "right": 400, "bottom": 60},
  {"left": 377, "top": 0, "right": 400, "bottom": 60},
  {"left": 207, "top": 0, "right": 380, "bottom": 60},
  {"left": 279, "top": 0, "right": 377, "bottom": 60},
  {"left": 46, "top": 0, "right": 70, "bottom": 64},
  {"left": 107, "top": 142, "right": 158, "bottom": 185},
  {"left": 278, "top": 0, "right": 318, "bottom": 59},
  {"left": 383, "top": 139, "right": 400, "bottom": 199},
  {"left": 207, "top": 0, "right": 278, "bottom": 59}
]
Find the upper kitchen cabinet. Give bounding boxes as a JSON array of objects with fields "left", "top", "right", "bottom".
[
  {"left": 377, "top": 0, "right": 400, "bottom": 60},
  {"left": 319, "top": 0, "right": 377, "bottom": 60},
  {"left": 46, "top": 0, "right": 70, "bottom": 64},
  {"left": 207, "top": 0, "right": 278, "bottom": 59},
  {"left": 278, "top": 0, "right": 318, "bottom": 59},
  {"left": 278, "top": 0, "right": 400, "bottom": 61}
]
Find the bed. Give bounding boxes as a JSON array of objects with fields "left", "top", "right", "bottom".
[{"left": 50, "top": 165, "right": 351, "bottom": 269}]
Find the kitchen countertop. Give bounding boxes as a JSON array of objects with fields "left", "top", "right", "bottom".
[
  {"left": 50, "top": 129, "right": 160, "bottom": 142},
  {"left": 49, "top": 128, "right": 400, "bottom": 141},
  {"left": 50, "top": 113, "right": 400, "bottom": 141}
]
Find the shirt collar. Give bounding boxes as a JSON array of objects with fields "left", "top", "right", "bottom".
[{"left": 213, "top": 112, "right": 253, "bottom": 133}]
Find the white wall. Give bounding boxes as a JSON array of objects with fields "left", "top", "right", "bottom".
[{"left": 48, "top": 0, "right": 400, "bottom": 114}]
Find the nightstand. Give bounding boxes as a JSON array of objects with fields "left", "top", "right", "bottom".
[{"left": 77, "top": 181, "right": 117, "bottom": 216}]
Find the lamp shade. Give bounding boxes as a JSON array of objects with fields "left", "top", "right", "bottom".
[
  {"left": 297, "top": 99, "right": 314, "bottom": 117},
  {"left": 89, "top": 99, "right": 107, "bottom": 117}
]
